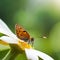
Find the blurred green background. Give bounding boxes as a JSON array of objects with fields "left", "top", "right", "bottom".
[{"left": 0, "top": 0, "right": 60, "bottom": 60}]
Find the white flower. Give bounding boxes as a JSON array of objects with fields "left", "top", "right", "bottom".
[{"left": 0, "top": 19, "right": 54, "bottom": 60}]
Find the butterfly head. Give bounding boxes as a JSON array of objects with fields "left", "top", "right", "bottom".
[{"left": 30, "top": 37, "right": 34, "bottom": 42}]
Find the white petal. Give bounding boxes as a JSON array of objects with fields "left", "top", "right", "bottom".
[
  {"left": 0, "top": 19, "right": 18, "bottom": 40},
  {"left": 25, "top": 49, "right": 54, "bottom": 60},
  {"left": 25, "top": 49, "right": 39, "bottom": 60},
  {"left": 33, "top": 49, "right": 54, "bottom": 60},
  {"left": 0, "top": 36, "right": 18, "bottom": 44}
]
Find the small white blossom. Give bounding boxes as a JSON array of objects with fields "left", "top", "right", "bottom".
[{"left": 0, "top": 19, "right": 54, "bottom": 60}]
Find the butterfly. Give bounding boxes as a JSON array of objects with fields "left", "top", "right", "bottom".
[{"left": 15, "top": 24, "right": 34, "bottom": 45}]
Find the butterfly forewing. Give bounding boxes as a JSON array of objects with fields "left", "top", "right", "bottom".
[{"left": 15, "top": 24, "right": 30, "bottom": 41}]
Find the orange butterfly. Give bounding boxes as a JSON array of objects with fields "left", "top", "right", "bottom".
[{"left": 15, "top": 24, "right": 34, "bottom": 44}]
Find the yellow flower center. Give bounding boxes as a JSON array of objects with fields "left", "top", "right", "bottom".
[{"left": 18, "top": 40, "right": 32, "bottom": 50}]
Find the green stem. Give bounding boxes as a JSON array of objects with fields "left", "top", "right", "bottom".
[{"left": 2, "top": 45, "right": 20, "bottom": 60}]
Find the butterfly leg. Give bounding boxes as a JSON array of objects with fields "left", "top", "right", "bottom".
[
  {"left": 27, "top": 38, "right": 34, "bottom": 47},
  {"left": 27, "top": 40, "right": 31, "bottom": 44},
  {"left": 31, "top": 40, "right": 34, "bottom": 47}
]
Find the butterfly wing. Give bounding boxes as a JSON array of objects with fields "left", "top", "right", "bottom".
[{"left": 15, "top": 24, "right": 30, "bottom": 41}]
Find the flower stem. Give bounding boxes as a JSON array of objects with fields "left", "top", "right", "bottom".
[{"left": 2, "top": 45, "right": 20, "bottom": 60}]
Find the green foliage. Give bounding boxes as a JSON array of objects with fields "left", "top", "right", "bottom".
[
  {"left": 0, "top": 33, "right": 7, "bottom": 37},
  {"left": 15, "top": 53, "right": 27, "bottom": 60},
  {"left": 0, "top": 49, "right": 9, "bottom": 60}
]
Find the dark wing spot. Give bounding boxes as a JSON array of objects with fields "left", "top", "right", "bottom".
[{"left": 23, "top": 31, "right": 26, "bottom": 32}]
